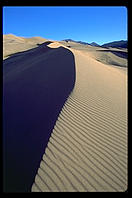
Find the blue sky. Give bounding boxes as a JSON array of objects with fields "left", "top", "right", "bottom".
[{"left": 3, "top": 6, "right": 127, "bottom": 45}]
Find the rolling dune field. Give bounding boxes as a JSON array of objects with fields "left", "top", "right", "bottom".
[{"left": 3, "top": 35, "right": 128, "bottom": 192}]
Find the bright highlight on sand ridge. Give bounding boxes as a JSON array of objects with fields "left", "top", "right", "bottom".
[{"left": 3, "top": 34, "right": 127, "bottom": 192}]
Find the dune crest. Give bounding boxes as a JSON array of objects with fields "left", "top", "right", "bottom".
[
  {"left": 32, "top": 47, "right": 127, "bottom": 192},
  {"left": 3, "top": 42, "right": 76, "bottom": 192}
]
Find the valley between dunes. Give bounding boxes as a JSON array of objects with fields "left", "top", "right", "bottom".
[{"left": 3, "top": 35, "right": 128, "bottom": 192}]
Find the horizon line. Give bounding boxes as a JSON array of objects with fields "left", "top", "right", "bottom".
[{"left": 3, "top": 33, "right": 127, "bottom": 46}]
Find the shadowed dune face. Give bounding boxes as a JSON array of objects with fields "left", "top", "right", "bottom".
[
  {"left": 96, "top": 50, "right": 128, "bottom": 59},
  {"left": 3, "top": 42, "right": 76, "bottom": 192}
]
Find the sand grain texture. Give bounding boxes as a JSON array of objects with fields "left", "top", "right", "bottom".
[{"left": 32, "top": 47, "right": 127, "bottom": 192}]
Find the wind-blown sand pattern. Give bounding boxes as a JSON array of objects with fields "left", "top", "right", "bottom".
[
  {"left": 3, "top": 35, "right": 127, "bottom": 192},
  {"left": 3, "top": 41, "right": 75, "bottom": 192},
  {"left": 32, "top": 46, "right": 127, "bottom": 192}
]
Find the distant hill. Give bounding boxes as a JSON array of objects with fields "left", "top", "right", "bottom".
[
  {"left": 77, "top": 41, "right": 89, "bottom": 45},
  {"left": 63, "top": 39, "right": 100, "bottom": 47},
  {"left": 62, "top": 39, "right": 76, "bottom": 42},
  {"left": 90, "top": 42, "right": 100, "bottom": 47},
  {"left": 62, "top": 39, "right": 90, "bottom": 45},
  {"left": 62, "top": 39, "right": 128, "bottom": 49},
  {"left": 101, "top": 40, "right": 127, "bottom": 48}
]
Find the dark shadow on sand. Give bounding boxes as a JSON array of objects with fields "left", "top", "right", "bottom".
[
  {"left": 96, "top": 49, "right": 128, "bottom": 59},
  {"left": 3, "top": 41, "right": 76, "bottom": 192}
]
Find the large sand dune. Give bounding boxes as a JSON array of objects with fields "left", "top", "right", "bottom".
[
  {"left": 32, "top": 44, "right": 127, "bottom": 192},
  {"left": 3, "top": 41, "right": 75, "bottom": 192},
  {"left": 3, "top": 35, "right": 127, "bottom": 192}
]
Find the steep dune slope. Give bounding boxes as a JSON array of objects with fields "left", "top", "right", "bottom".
[
  {"left": 3, "top": 42, "right": 75, "bottom": 192},
  {"left": 32, "top": 48, "right": 127, "bottom": 192}
]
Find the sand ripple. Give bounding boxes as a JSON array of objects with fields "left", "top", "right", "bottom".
[{"left": 32, "top": 49, "right": 127, "bottom": 192}]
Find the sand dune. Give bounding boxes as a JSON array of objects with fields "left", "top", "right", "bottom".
[
  {"left": 87, "top": 50, "right": 127, "bottom": 67},
  {"left": 59, "top": 40, "right": 127, "bottom": 67},
  {"left": 32, "top": 46, "right": 127, "bottom": 192},
  {"left": 3, "top": 35, "right": 127, "bottom": 192},
  {"left": 3, "top": 34, "right": 48, "bottom": 59},
  {"left": 3, "top": 41, "right": 75, "bottom": 192}
]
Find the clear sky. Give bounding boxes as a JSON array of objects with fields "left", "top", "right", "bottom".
[{"left": 3, "top": 6, "right": 127, "bottom": 45}]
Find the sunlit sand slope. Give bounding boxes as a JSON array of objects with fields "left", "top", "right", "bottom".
[
  {"left": 3, "top": 34, "right": 47, "bottom": 59},
  {"left": 59, "top": 40, "right": 127, "bottom": 67},
  {"left": 32, "top": 49, "right": 127, "bottom": 192}
]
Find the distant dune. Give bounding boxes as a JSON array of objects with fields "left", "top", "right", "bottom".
[
  {"left": 3, "top": 34, "right": 47, "bottom": 59},
  {"left": 3, "top": 35, "right": 127, "bottom": 192},
  {"left": 62, "top": 39, "right": 127, "bottom": 49},
  {"left": 59, "top": 40, "right": 127, "bottom": 67}
]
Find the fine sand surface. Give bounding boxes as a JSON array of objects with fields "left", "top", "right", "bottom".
[
  {"left": 59, "top": 40, "right": 127, "bottom": 67},
  {"left": 3, "top": 41, "right": 75, "bottom": 192},
  {"left": 32, "top": 43, "right": 127, "bottom": 192},
  {"left": 3, "top": 35, "right": 127, "bottom": 192},
  {"left": 3, "top": 34, "right": 48, "bottom": 59}
]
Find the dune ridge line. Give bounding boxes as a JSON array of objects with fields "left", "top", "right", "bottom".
[
  {"left": 32, "top": 47, "right": 127, "bottom": 192},
  {"left": 3, "top": 42, "right": 76, "bottom": 192}
]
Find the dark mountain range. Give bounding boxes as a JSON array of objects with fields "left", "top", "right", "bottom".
[
  {"left": 90, "top": 42, "right": 100, "bottom": 47},
  {"left": 62, "top": 39, "right": 127, "bottom": 49},
  {"left": 62, "top": 39, "right": 75, "bottom": 42},
  {"left": 101, "top": 40, "right": 127, "bottom": 48},
  {"left": 62, "top": 39, "right": 90, "bottom": 45}
]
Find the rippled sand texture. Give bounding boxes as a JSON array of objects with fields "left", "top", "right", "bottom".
[
  {"left": 3, "top": 41, "right": 75, "bottom": 192},
  {"left": 32, "top": 49, "right": 127, "bottom": 192}
]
